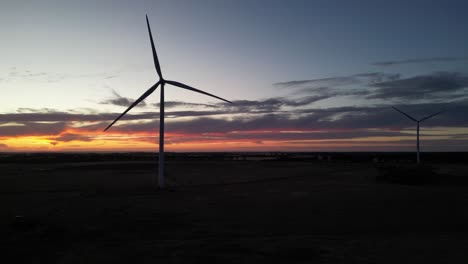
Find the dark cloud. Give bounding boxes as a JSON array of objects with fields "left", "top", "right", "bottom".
[
  {"left": 274, "top": 72, "right": 399, "bottom": 89},
  {"left": 368, "top": 72, "right": 468, "bottom": 100},
  {"left": 274, "top": 75, "right": 360, "bottom": 88},
  {"left": 155, "top": 101, "right": 215, "bottom": 109},
  {"left": 156, "top": 96, "right": 334, "bottom": 116},
  {"left": 100, "top": 90, "right": 147, "bottom": 107},
  {"left": 2, "top": 98, "right": 466, "bottom": 138},
  {"left": 294, "top": 88, "right": 371, "bottom": 98},
  {"left": 101, "top": 100, "right": 464, "bottom": 136},
  {"left": 225, "top": 96, "right": 331, "bottom": 112},
  {"left": 0, "top": 109, "right": 228, "bottom": 124},
  {"left": 0, "top": 143, "right": 8, "bottom": 150},
  {"left": 16, "top": 108, "right": 60, "bottom": 114},
  {"left": 100, "top": 115, "right": 299, "bottom": 134},
  {"left": 163, "top": 113, "right": 347, "bottom": 134},
  {"left": 166, "top": 110, "right": 230, "bottom": 118},
  {"left": 297, "top": 102, "right": 462, "bottom": 130},
  {"left": 96, "top": 120, "right": 157, "bottom": 134},
  {"left": 275, "top": 72, "right": 400, "bottom": 102},
  {"left": 276, "top": 71, "right": 468, "bottom": 103},
  {"left": 156, "top": 97, "right": 331, "bottom": 112},
  {"left": 0, "top": 112, "right": 155, "bottom": 123},
  {"left": 1, "top": 84, "right": 467, "bottom": 148},
  {"left": 373, "top": 57, "right": 468, "bottom": 67},
  {"left": 0, "top": 109, "right": 235, "bottom": 123},
  {"left": 0, "top": 122, "right": 67, "bottom": 137}
]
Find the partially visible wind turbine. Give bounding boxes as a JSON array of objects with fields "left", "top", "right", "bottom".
[
  {"left": 392, "top": 106, "right": 443, "bottom": 164},
  {"left": 104, "top": 15, "right": 232, "bottom": 188}
]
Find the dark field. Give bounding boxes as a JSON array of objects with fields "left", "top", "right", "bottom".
[{"left": 1, "top": 153, "right": 468, "bottom": 263}]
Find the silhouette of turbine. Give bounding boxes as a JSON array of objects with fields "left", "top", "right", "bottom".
[
  {"left": 392, "top": 106, "right": 443, "bottom": 164},
  {"left": 104, "top": 15, "right": 232, "bottom": 188}
]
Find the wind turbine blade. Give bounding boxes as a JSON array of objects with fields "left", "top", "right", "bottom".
[
  {"left": 166, "top": 80, "right": 232, "bottom": 104},
  {"left": 420, "top": 110, "right": 443, "bottom": 122},
  {"left": 146, "top": 15, "right": 163, "bottom": 78},
  {"left": 104, "top": 82, "right": 160, "bottom": 131},
  {"left": 392, "top": 106, "right": 417, "bottom": 122}
]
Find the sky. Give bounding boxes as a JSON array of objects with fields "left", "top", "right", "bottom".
[{"left": 1, "top": 0, "right": 468, "bottom": 152}]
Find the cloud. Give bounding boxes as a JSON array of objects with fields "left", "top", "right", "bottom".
[
  {"left": 274, "top": 72, "right": 400, "bottom": 89},
  {"left": 0, "top": 67, "right": 138, "bottom": 84},
  {"left": 224, "top": 96, "right": 331, "bottom": 112},
  {"left": 0, "top": 82, "right": 467, "bottom": 150},
  {"left": 165, "top": 110, "right": 231, "bottom": 118},
  {"left": 102, "top": 100, "right": 464, "bottom": 136},
  {"left": 1, "top": 68, "right": 66, "bottom": 83},
  {"left": 2, "top": 97, "right": 466, "bottom": 138},
  {"left": 373, "top": 57, "right": 468, "bottom": 66},
  {"left": 156, "top": 97, "right": 334, "bottom": 117},
  {"left": 274, "top": 75, "right": 360, "bottom": 88},
  {"left": 156, "top": 97, "right": 332, "bottom": 112},
  {"left": 274, "top": 72, "right": 400, "bottom": 102},
  {"left": 16, "top": 108, "right": 59, "bottom": 113},
  {"left": 0, "top": 105, "right": 465, "bottom": 152},
  {"left": 0, "top": 143, "right": 8, "bottom": 150},
  {"left": 276, "top": 71, "right": 468, "bottom": 103},
  {"left": 155, "top": 101, "right": 215, "bottom": 109},
  {"left": 100, "top": 89, "right": 146, "bottom": 107},
  {"left": 0, "top": 122, "right": 67, "bottom": 137},
  {"left": 294, "top": 87, "right": 371, "bottom": 98},
  {"left": 0, "top": 111, "right": 156, "bottom": 123},
  {"left": 368, "top": 72, "right": 468, "bottom": 100}
]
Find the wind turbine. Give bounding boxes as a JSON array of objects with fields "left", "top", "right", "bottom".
[
  {"left": 104, "top": 15, "right": 232, "bottom": 188},
  {"left": 392, "top": 106, "right": 443, "bottom": 164}
]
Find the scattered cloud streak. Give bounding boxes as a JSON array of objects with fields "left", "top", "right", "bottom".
[
  {"left": 154, "top": 101, "right": 215, "bottom": 109},
  {"left": 275, "top": 71, "right": 468, "bottom": 104},
  {"left": 274, "top": 72, "right": 400, "bottom": 89},
  {"left": 100, "top": 90, "right": 147, "bottom": 107},
  {"left": 373, "top": 57, "right": 468, "bottom": 66},
  {"left": 368, "top": 72, "right": 468, "bottom": 101},
  {"left": 1, "top": 67, "right": 136, "bottom": 84}
]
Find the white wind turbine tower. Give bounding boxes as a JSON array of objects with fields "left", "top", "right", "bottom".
[
  {"left": 392, "top": 106, "right": 443, "bottom": 164},
  {"left": 104, "top": 15, "right": 232, "bottom": 188}
]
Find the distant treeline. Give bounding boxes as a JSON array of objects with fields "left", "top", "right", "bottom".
[{"left": 0, "top": 152, "right": 467, "bottom": 164}]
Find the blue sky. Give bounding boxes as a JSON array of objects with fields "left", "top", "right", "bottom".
[{"left": 1, "top": 0, "right": 468, "bottom": 151}]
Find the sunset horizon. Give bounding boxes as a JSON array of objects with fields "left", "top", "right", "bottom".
[{"left": 1, "top": 0, "right": 467, "bottom": 152}]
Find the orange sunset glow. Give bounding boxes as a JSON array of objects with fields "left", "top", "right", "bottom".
[{"left": 0, "top": 123, "right": 451, "bottom": 152}]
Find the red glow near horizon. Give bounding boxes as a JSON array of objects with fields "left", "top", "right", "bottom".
[{"left": 0, "top": 124, "right": 433, "bottom": 152}]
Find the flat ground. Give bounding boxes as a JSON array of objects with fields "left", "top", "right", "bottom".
[{"left": 1, "top": 158, "right": 468, "bottom": 263}]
